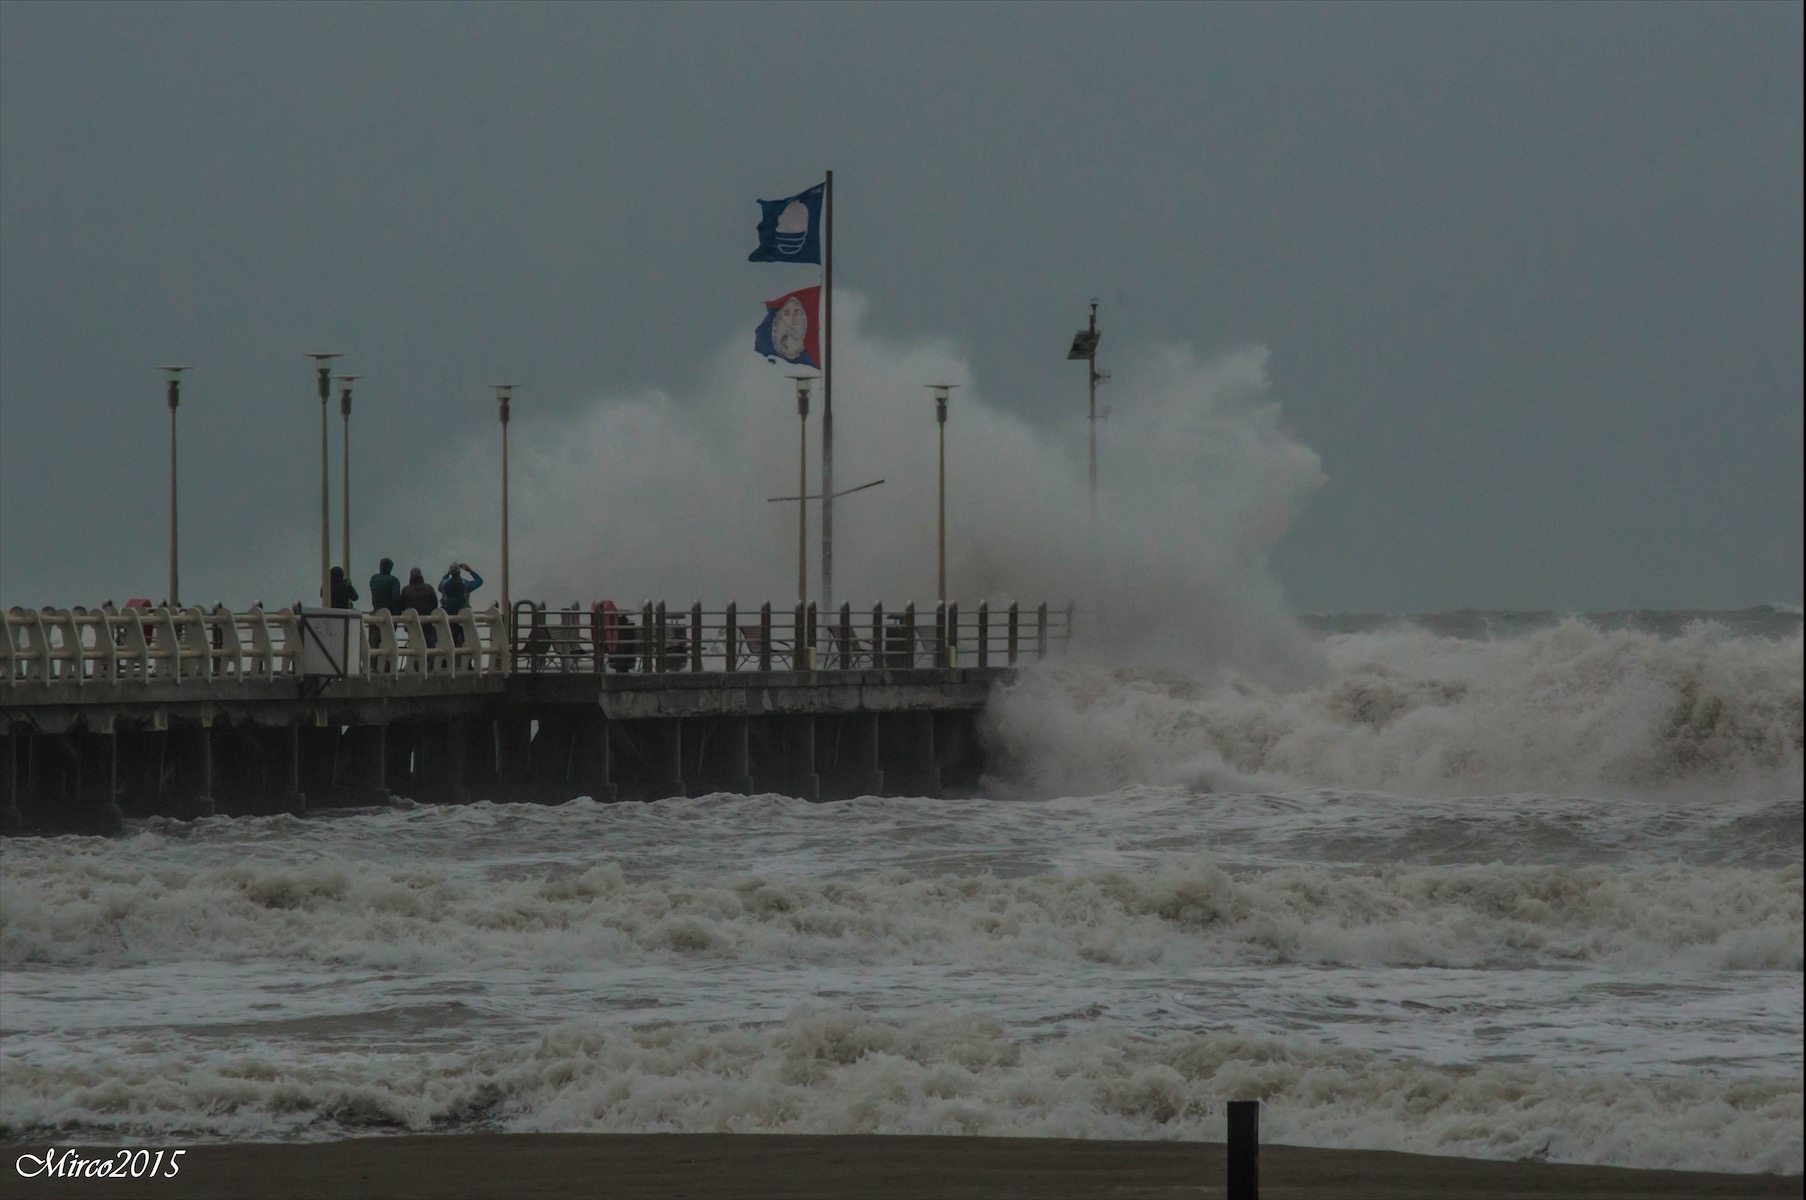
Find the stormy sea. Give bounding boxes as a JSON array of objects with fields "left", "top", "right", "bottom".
[{"left": 2, "top": 607, "right": 1800, "bottom": 1176}]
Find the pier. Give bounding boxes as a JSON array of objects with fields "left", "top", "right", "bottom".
[{"left": 0, "top": 599, "right": 1071, "bottom": 834}]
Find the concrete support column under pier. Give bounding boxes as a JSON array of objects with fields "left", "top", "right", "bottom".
[
  {"left": 166, "top": 725, "right": 214, "bottom": 821},
  {"left": 385, "top": 724, "right": 418, "bottom": 802},
  {"left": 299, "top": 726, "right": 343, "bottom": 810},
  {"left": 878, "top": 711, "right": 940, "bottom": 799},
  {"left": 573, "top": 709, "right": 618, "bottom": 803},
  {"left": 750, "top": 713, "right": 817, "bottom": 802},
  {"left": 338, "top": 724, "right": 390, "bottom": 807},
  {"left": 496, "top": 715, "right": 532, "bottom": 792},
  {"left": 213, "top": 725, "right": 305, "bottom": 817},
  {"left": 610, "top": 717, "right": 682, "bottom": 802},
  {"left": 684, "top": 716, "right": 753, "bottom": 797},
  {"left": 465, "top": 717, "right": 497, "bottom": 791},
  {"left": 816, "top": 712, "right": 882, "bottom": 801},
  {"left": 0, "top": 735, "right": 20, "bottom": 835},
  {"left": 16, "top": 732, "right": 123, "bottom": 834},
  {"left": 114, "top": 731, "right": 161, "bottom": 821},
  {"left": 934, "top": 710, "right": 985, "bottom": 796},
  {"left": 77, "top": 731, "right": 127, "bottom": 829},
  {"left": 527, "top": 713, "right": 575, "bottom": 800},
  {"left": 418, "top": 719, "right": 471, "bottom": 804}
]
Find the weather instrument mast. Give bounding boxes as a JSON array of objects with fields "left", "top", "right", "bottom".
[{"left": 1067, "top": 302, "right": 1104, "bottom": 519}]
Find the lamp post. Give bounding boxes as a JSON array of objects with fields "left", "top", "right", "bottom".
[
  {"left": 336, "top": 375, "right": 361, "bottom": 579},
  {"left": 306, "top": 353, "right": 342, "bottom": 607},
  {"left": 493, "top": 384, "right": 515, "bottom": 636},
  {"left": 928, "top": 385, "right": 957, "bottom": 603},
  {"left": 159, "top": 366, "right": 188, "bottom": 607},
  {"left": 786, "top": 374, "right": 816, "bottom": 603}
]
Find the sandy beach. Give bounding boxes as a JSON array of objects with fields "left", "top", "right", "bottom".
[{"left": 6, "top": 1134, "right": 1799, "bottom": 1200}]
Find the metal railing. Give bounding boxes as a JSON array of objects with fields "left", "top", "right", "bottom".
[
  {"left": 2, "top": 599, "right": 1073, "bottom": 689},
  {"left": 510, "top": 600, "right": 1074, "bottom": 675},
  {"left": 0, "top": 604, "right": 509, "bottom": 688}
]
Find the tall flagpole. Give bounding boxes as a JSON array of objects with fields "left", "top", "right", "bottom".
[{"left": 821, "top": 168, "right": 834, "bottom": 616}]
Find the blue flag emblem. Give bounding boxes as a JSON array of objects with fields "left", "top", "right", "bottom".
[{"left": 749, "top": 183, "right": 824, "bottom": 264}]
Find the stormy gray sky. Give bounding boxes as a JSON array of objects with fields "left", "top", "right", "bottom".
[{"left": 1, "top": 1, "right": 1800, "bottom": 617}]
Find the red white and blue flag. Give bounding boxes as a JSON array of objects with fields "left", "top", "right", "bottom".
[{"left": 753, "top": 285, "right": 822, "bottom": 369}]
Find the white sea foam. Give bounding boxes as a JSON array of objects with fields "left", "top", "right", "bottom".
[
  {"left": 987, "top": 618, "right": 1804, "bottom": 797},
  {"left": 3, "top": 793, "right": 1799, "bottom": 1174},
  {"left": 3, "top": 1009, "right": 1798, "bottom": 1174},
  {"left": 5, "top": 845, "right": 1797, "bottom": 975}
]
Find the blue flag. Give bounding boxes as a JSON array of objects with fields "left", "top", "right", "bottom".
[{"left": 748, "top": 183, "right": 824, "bottom": 264}]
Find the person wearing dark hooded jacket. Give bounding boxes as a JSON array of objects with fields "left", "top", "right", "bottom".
[
  {"left": 399, "top": 567, "right": 439, "bottom": 647},
  {"left": 367, "top": 558, "right": 402, "bottom": 649},
  {"left": 328, "top": 565, "right": 359, "bottom": 609},
  {"left": 369, "top": 558, "right": 401, "bottom": 614}
]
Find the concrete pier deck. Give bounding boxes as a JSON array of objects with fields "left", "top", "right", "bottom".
[{"left": 1, "top": 599, "right": 1069, "bottom": 833}]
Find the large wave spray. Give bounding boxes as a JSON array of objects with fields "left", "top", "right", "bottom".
[
  {"left": 986, "top": 618, "right": 1804, "bottom": 796},
  {"left": 231, "top": 299, "right": 1325, "bottom": 683}
]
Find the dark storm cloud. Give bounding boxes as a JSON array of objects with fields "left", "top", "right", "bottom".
[{"left": 1, "top": 1, "right": 1799, "bottom": 612}]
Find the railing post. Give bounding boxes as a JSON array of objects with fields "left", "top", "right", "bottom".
[
  {"left": 724, "top": 602, "right": 738, "bottom": 672},
  {"left": 1227, "top": 1100, "right": 1259, "bottom": 1200},
  {"left": 1036, "top": 602, "right": 1049, "bottom": 660},
  {"left": 793, "top": 602, "right": 806, "bottom": 672},
  {"left": 903, "top": 602, "right": 916, "bottom": 668},
  {"left": 654, "top": 602, "right": 669, "bottom": 673},
  {"left": 690, "top": 601, "right": 703, "bottom": 673},
  {"left": 512, "top": 599, "right": 535, "bottom": 656},
  {"left": 1007, "top": 601, "right": 1020, "bottom": 665},
  {"left": 976, "top": 601, "right": 989, "bottom": 668},
  {"left": 759, "top": 602, "right": 773, "bottom": 671},
  {"left": 641, "top": 602, "right": 657, "bottom": 673},
  {"left": 588, "top": 601, "right": 604, "bottom": 674},
  {"left": 934, "top": 601, "right": 947, "bottom": 668},
  {"left": 946, "top": 602, "right": 959, "bottom": 668},
  {"left": 838, "top": 602, "right": 852, "bottom": 669},
  {"left": 871, "top": 603, "right": 884, "bottom": 670}
]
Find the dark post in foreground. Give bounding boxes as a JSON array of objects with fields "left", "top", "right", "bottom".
[{"left": 1228, "top": 1099, "right": 1259, "bottom": 1199}]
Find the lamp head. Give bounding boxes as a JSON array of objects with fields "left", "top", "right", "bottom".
[
  {"left": 306, "top": 353, "right": 342, "bottom": 400},
  {"left": 927, "top": 383, "right": 956, "bottom": 424},
  {"left": 786, "top": 373, "right": 817, "bottom": 417},
  {"left": 159, "top": 365, "right": 188, "bottom": 407}
]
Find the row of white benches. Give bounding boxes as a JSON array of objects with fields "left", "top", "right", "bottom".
[
  {"left": 1, "top": 605, "right": 509, "bottom": 686},
  {"left": 6, "top": 600, "right": 1070, "bottom": 686}
]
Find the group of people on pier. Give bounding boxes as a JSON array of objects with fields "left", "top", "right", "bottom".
[{"left": 334, "top": 559, "right": 483, "bottom": 647}]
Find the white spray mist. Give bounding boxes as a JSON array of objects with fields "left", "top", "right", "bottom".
[{"left": 238, "top": 297, "right": 1326, "bottom": 684}]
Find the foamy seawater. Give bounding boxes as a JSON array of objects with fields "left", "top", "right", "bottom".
[{"left": 2, "top": 611, "right": 1801, "bottom": 1174}]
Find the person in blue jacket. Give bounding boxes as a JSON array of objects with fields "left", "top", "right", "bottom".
[{"left": 439, "top": 562, "right": 483, "bottom": 646}]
